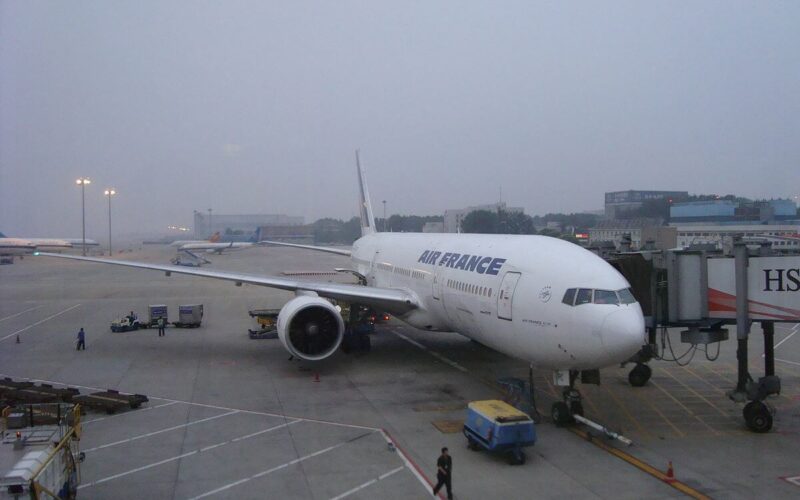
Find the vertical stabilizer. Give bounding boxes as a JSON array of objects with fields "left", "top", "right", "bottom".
[{"left": 356, "top": 151, "right": 376, "bottom": 236}]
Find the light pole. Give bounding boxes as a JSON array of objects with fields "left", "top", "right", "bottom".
[
  {"left": 76, "top": 178, "right": 91, "bottom": 255},
  {"left": 104, "top": 189, "right": 116, "bottom": 255},
  {"left": 382, "top": 200, "right": 387, "bottom": 232}
]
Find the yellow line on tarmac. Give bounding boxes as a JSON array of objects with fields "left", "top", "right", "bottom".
[
  {"left": 601, "top": 383, "right": 651, "bottom": 439},
  {"left": 568, "top": 427, "right": 712, "bottom": 500},
  {"left": 660, "top": 367, "right": 729, "bottom": 419}
]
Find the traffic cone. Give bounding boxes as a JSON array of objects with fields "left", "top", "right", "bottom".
[
  {"left": 665, "top": 461, "right": 675, "bottom": 482},
  {"left": 313, "top": 373, "right": 320, "bottom": 383}
]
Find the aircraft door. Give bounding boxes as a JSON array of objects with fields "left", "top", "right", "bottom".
[
  {"left": 497, "top": 272, "right": 521, "bottom": 321},
  {"left": 432, "top": 267, "right": 442, "bottom": 300}
]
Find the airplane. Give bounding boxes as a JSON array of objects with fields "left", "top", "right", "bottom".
[
  {"left": 0, "top": 237, "right": 100, "bottom": 259},
  {"left": 36, "top": 157, "right": 646, "bottom": 423},
  {"left": 170, "top": 232, "right": 256, "bottom": 254}
]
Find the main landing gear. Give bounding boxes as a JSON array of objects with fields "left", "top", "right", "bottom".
[{"left": 550, "top": 370, "right": 594, "bottom": 426}]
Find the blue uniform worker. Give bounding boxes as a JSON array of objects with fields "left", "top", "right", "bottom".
[{"left": 76, "top": 328, "right": 86, "bottom": 350}]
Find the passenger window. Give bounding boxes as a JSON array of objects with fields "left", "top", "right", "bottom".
[
  {"left": 575, "top": 288, "right": 593, "bottom": 305},
  {"left": 562, "top": 288, "right": 576, "bottom": 306},
  {"left": 593, "top": 290, "right": 619, "bottom": 305},
  {"left": 617, "top": 288, "right": 637, "bottom": 304},
  {"left": 488, "top": 289, "right": 492, "bottom": 298}
]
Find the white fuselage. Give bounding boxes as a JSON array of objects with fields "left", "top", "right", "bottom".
[{"left": 350, "top": 233, "right": 645, "bottom": 370}]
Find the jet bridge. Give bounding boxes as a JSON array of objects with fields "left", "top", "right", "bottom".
[{"left": 606, "top": 238, "right": 800, "bottom": 433}]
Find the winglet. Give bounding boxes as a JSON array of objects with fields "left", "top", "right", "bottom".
[{"left": 356, "top": 151, "right": 376, "bottom": 236}]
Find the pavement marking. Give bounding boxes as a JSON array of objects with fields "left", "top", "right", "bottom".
[
  {"left": 569, "top": 427, "right": 712, "bottom": 500},
  {"left": 389, "top": 329, "right": 468, "bottom": 373},
  {"left": 83, "top": 410, "right": 239, "bottom": 452},
  {"left": 775, "top": 357, "right": 800, "bottom": 367},
  {"left": 782, "top": 475, "right": 800, "bottom": 487},
  {"left": 774, "top": 324, "right": 800, "bottom": 350},
  {"left": 378, "top": 428, "right": 436, "bottom": 495},
  {"left": 0, "top": 304, "right": 82, "bottom": 342},
  {"left": 187, "top": 434, "right": 372, "bottom": 500},
  {"left": 659, "top": 367, "right": 729, "bottom": 420},
  {"left": 0, "top": 373, "right": 437, "bottom": 498},
  {"left": 81, "top": 401, "right": 179, "bottom": 425},
  {"left": 78, "top": 420, "right": 301, "bottom": 489},
  {"left": 0, "top": 305, "right": 42, "bottom": 323},
  {"left": 329, "top": 466, "right": 404, "bottom": 500}
]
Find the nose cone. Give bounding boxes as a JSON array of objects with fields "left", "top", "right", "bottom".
[{"left": 600, "top": 306, "right": 646, "bottom": 363}]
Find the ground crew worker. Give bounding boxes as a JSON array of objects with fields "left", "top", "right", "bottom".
[
  {"left": 157, "top": 317, "right": 165, "bottom": 337},
  {"left": 432, "top": 447, "right": 453, "bottom": 499},
  {"left": 76, "top": 328, "right": 86, "bottom": 350}
]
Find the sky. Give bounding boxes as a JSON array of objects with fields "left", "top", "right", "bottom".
[{"left": 1, "top": 1, "right": 798, "bottom": 238}]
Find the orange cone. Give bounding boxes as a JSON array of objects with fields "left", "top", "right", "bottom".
[{"left": 665, "top": 461, "right": 675, "bottom": 482}]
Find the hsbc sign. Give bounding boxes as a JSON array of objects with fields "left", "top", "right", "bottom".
[{"left": 708, "top": 257, "right": 800, "bottom": 321}]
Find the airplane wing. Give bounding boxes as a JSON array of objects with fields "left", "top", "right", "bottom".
[
  {"left": 259, "top": 240, "right": 351, "bottom": 257},
  {"left": 35, "top": 253, "right": 417, "bottom": 314}
]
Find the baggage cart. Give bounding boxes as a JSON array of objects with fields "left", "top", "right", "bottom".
[
  {"left": 463, "top": 400, "right": 536, "bottom": 465},
  {"left": 146, "top": 304, "right": 168, "bottom": 327},
  {"left": 72, "top": 390, "right": 148, "bottom": 414},
  {"left": 174, "top": 304, "right": 203, "bottom": 328},
  {"left": 248, "top": 309, "right": 279, "bottom": 339}
]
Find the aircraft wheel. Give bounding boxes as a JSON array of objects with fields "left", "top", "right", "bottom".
[
  {"left": 628, "top": 364, "right": 652, "bottom": 387},
  {"left": 508, "top": 450, "right": 526, "bottom": 465},
  {"left": 551, "top": 402, "right": 572, "bottom": 426},
  {"left": 744, "top": 401, "right": 773, "bottom": 433}
]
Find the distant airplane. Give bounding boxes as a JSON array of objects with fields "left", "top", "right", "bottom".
[
  {"left": 170, "top": 232, "right": 255, "bottom": 254},
  {"left": 38, "top": 156, "right": 645, "bottom": 423}
]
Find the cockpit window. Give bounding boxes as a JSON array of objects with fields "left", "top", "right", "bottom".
[
  {"left": 575, "top": 288, "right": 593, "bottom": 305},
  {"left": 617, "top": 288, "right": 637, "bottom": 304},
  {"left": 593, "top": 290, "right": 619, "bottom": 305},
  {"left": 562, "top": 288, "right": 576, "bottom": 305}
]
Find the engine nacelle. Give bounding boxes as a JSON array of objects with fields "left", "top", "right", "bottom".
[{"left": 277, "top": 295, "right": 345, "bottom": 361}]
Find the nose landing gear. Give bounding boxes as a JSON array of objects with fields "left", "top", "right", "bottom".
[
  {"left": 628, "top": 363, "right": 652, "bottom": 387},
  {"left": 550, "top": 370, "right": 588, "bottom": 426}
]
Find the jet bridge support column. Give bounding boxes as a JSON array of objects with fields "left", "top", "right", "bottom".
[
  {"left": 763, "top": 321, "right": 775, "bottom": 378},
  {"left": 733, "top": 240, "right": 750, "bottom": 399}
]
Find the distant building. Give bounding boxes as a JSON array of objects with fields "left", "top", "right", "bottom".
[
  {"left": 670, "top": 199, "right": 798, "bottom": 224},
  {"left": 256, "top": 224, "right": 314, "bottom": 244},
  {"left": 605, "top": 190, "right": 688, "bottom": 219},
  {"left": 443, "top": 202, "right": 524, "bottom": 233},
  {"left": 671, "top": 224, "right": 800, "bottom": 250},
  {"left": 422, "top": 222, "right": 444, "bottom": 233},
  {"left": 588, "top": 218, "right": 664, "bottom": 250},
  {"left": 193, "top": 212, "right": 304, "bottom": 239}
]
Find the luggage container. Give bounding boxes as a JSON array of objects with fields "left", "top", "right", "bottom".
[
  {"left": 463, "top": 400, "right": 536, "bottom": 465},
  {"left": 174, "top": 304, "right": 203, "bottom": 328},
  {"left": 147, "top": 304, "right": 168, "bottom": 327}
]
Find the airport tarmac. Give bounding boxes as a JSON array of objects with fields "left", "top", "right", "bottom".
[{"left": 1, "top": 246, "right": 799, "bottom": 499}]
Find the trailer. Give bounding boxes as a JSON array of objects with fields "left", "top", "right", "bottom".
[
  {"left": 173, "top": 304, "right": 203, "bottom": 328},
  {"left": 72, "top": 390, "right": 148, "bottom": 414},
  {"left": 463, "top": 400, "right": 536, "bottom": 465},
  {"left": 0, "top": 379, "right": 79, "bottom": 405},
  {"left": 145, "top": 304, "right": 168, "bottom": 328}
]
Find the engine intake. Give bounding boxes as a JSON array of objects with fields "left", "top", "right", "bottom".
[{"left": 277, "top": 296, "right": 344, "bottom": 361}]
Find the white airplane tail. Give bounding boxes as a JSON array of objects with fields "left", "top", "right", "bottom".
[{"left": 356, "top": 151, "right": 376, "bottom": 236}]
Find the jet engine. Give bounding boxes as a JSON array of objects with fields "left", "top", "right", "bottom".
[{"left": 277, "top": 295, "right": 345, "bottom": 361}]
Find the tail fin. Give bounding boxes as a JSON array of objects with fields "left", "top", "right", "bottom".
[
  {"left": 209, "top": 232, "right": 221, "bottom": 243},
  {"left": 356, "top": 151, "right": 376, "bottom": 236}
]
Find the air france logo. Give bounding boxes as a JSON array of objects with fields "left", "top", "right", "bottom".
[{"left": 417, "top": 250, "right": 507, "bottom": 276}]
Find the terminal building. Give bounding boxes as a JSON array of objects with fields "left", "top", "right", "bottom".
[
  {"left": 669, "top": 199, "right": 799, "bottom": 250},
  {"left": 193, "top": 212, "right": 304, "bottom": 240},
  {"left": 588, "top": 218, "right": 677, "bottom": 250},
  {"left": 604, "top": 190, "right": 688, "bottom": 219},
  {"left": 443, "top": 202, "right": 524, "bottom": 233}
]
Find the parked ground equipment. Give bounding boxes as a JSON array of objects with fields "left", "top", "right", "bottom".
[
  {"left": 248, "top": 309, "right": 279, "bottom": 339},
  {"left": 72, "top": 390, "right": 148, "bottom": 414},
  {"left": 173, "top": 304, "right": 203, "bottom": 328},
  {"left": 0, "top": 403, "right": 83, "bottom": 499},
  {"left": 463, "top": 400, "right": 536, "bottom": 465}
]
